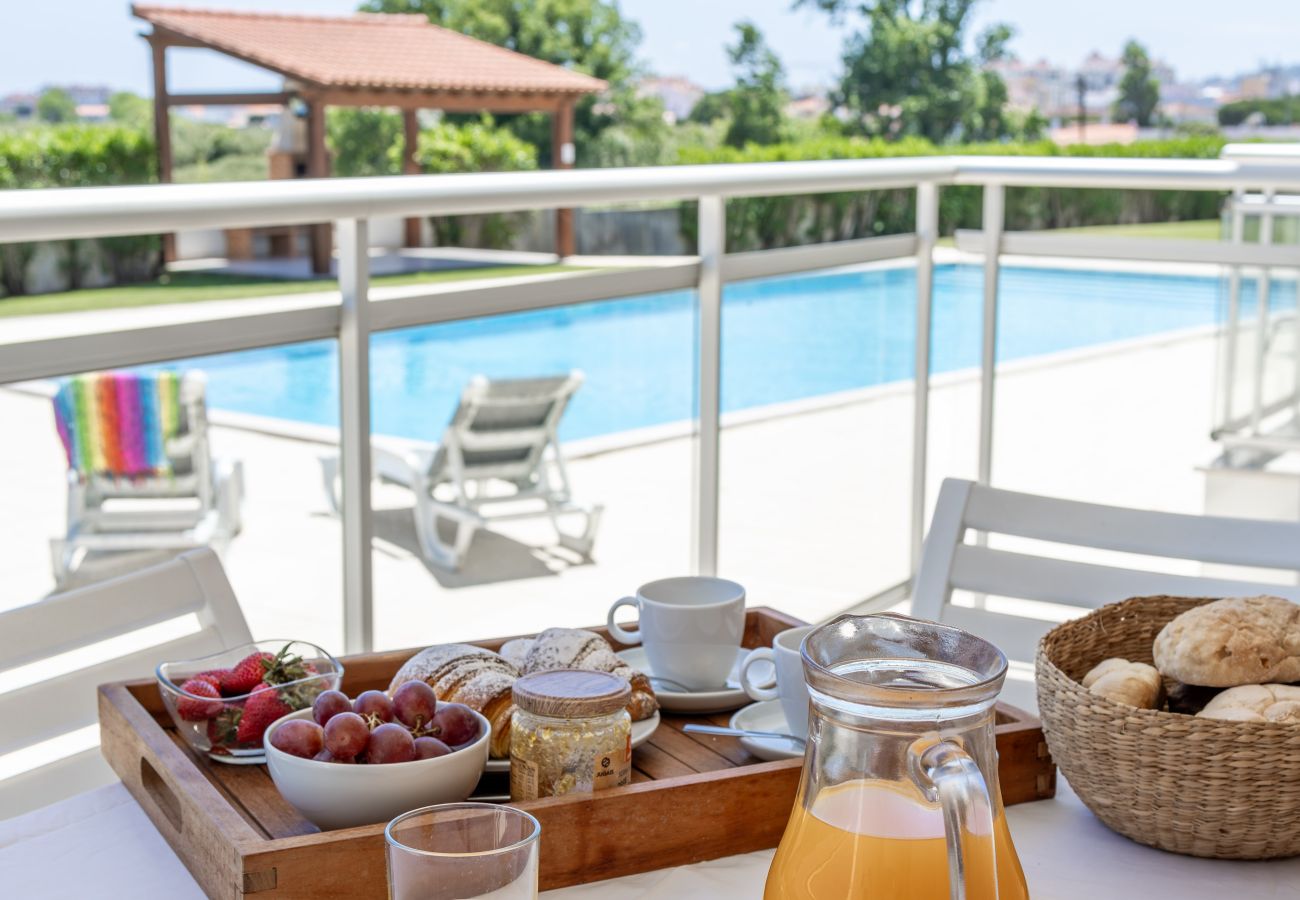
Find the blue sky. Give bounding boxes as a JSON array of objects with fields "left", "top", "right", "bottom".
[{"left": 1, "top": 0, "right": 1297, "bottom": 96}]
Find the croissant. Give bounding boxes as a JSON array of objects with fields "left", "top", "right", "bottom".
[
  {"left": 389, "top": 644, "right": 518, "bottom": 758},
  {"left": 500, "top": 628, "right": 658, "bottom": 721}
]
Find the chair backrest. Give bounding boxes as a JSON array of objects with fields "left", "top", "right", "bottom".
[
  {"left": 912, "top": 478, "right": 1300, "bottom": 663},
  {"left": 52, "top": 370, "right": 209, "bottom": 483},
  {"left": 439, "top": 371, "right": 584, "bottom": 482},
  {"left": 0, "top": 549, "right": 250, "bottom": 818}
]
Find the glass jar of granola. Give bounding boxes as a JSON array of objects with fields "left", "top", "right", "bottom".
[{"left": 509, "top": 669, "right": 632, "bottom": 801}]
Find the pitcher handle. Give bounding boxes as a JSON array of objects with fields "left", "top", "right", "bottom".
[{"left": 910, "top": 740, "right": 1000, "bottom": 900}]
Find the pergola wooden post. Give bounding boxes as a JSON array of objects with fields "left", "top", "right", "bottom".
[
  {"left": 147, "top": 36, "right": 176, "bottom": 263},
  {"left": 402, "top": 109, "right": 422, "bottom": 249},
  {"left": 304, "top": 96, "right": 332, "bottom": 275},
  {"left": 552, "top": 99, "right": 576, "bottom": 259}
]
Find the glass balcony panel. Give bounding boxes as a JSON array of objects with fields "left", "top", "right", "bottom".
[
  {"left": 367, "top": 289, "right": 699, "bottom": 650},
  {"left": 717, "top": 263, "right": 917, "bottom": 620},
  {"left": 0, "top": 342, "right": 344, "bottom": 653}
]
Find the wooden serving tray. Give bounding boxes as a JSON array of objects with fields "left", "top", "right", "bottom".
[{"left": 98, "top": 607, "right": 1056, "bottom": 898}]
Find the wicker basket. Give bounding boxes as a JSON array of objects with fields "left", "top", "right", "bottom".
[{"left": 1036, "top": 595, "right": 1300, "bottom": 859}]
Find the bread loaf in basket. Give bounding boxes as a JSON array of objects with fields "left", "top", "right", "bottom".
[{"left": 1036, "top": 595, "right": 1300, "bottom": 859}]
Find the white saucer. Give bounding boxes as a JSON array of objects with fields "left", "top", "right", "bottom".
[
  {"left": 730, "top": 700, "right": 805, "bottom": 762},
  {"left": 483, "top": 711, "right": 660, "bottom": 773},
  {"left": 615, "top": 647, "right": 752, "bottom": 714}
]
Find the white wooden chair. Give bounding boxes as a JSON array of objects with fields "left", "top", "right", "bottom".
[
  {"left": 0, "top": 548, "right": 250, "bottom": 819},
  {"left": 913, "top": 478, "right": 1300, "bottom": 710},
  {"left": 322, "top": 371, "right": 603, "bottom": 570}
]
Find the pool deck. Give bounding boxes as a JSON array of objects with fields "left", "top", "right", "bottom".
[{"left": 0, "top": 319, "right": 1221, "bottom": 653}]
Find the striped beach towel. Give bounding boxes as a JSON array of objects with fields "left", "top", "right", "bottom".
[{"left": 53, "top": 371, "right": 183, "bottom": 478}]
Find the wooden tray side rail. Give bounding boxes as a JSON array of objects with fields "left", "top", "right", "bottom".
[{"left": 98, "top": 608, "right": 1055, "bottom": 898}]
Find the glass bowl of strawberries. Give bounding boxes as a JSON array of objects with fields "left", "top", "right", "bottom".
[{"left": 157, "top": 640, "right": 343, "bottom": 763}]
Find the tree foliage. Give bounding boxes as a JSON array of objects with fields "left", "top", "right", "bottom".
[
  {"left": 327, "top": 107, "right": 405, "bottom": 177},
  {"left": 1113, "top": 40, "right": 1160, "bottom": 126},
  {"left": 797, "top": 0, "right": 1020, "bottom": 143},
  {"left": 722, "top": 22, "right": 787, "bottom": 148},
  {"left": 358, "top": 0, "right": 667, "bottom": 166},
  {"left": 108, "top": 91, "right": 153, "bottom": 130},
  {"left": 37, "top": 88, "right": 78, "bottom": 124}
]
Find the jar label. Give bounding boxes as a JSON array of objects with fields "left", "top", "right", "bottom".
[
  {"left": 593, "top": 732, "right": 631, "bottom": 791},
  {"left": 510, "top": 753, "right": 539, "bottom": 801}
]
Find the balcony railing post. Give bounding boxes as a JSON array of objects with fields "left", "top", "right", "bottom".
[
  {"left": 911, "top": 181, "right": 938, "bottom": 572},
  {"left": 1221, "top": 189, "right": 1244, "bottom": 432},
  {"left": 693, "top": 195, "right": 725, "bottom": 576},
  {"left": 977, "top": 183, "right": 1004, "bottom": 487},
  {"left": 1250, "top": 188, "right": 1276, "bottom": 435},
  {"left": 338, "top": 217, "right": 374, "bottom": 653}
]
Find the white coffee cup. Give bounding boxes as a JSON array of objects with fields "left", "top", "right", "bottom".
[
  {"left": 739, "top": 625, "right": 814, "bottom": 740},
  {"left": 607, "top": 577, "right": 746, "bottom": 691}
]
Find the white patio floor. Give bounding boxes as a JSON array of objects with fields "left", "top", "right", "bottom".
[{"left": 0, "top": 321, "right": 1221, "bottom": 655}]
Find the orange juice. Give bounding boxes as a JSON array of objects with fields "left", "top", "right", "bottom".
[{"left": 765, "top": 779, "right": 1027, "bottom": 899}]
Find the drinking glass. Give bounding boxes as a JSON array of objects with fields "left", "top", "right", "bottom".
[{"left": 386, "top": 803, "right": 541, "bottom": 900}]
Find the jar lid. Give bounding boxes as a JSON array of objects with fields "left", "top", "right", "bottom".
[{"left": 512, "top": 669, "right": 631, "bottom": 718}]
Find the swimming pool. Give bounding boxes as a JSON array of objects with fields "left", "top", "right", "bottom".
[{"left": 161, "top": 263, "right": 1291, "bottom": 443}]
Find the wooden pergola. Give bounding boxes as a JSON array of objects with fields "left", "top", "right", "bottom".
[{"left": 132, "top": 5, "right": 606, "bottom": 273}]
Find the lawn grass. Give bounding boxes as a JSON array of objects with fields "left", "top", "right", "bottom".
[
  {"left": 1040, "top": 219, "right": 1223, "bottom": 240},
  {"left": 938, "top": 218, "right": 1222, "bottom": 247},
  {"left": 0, "top": 264, "right": 586, "bottom": 319}
]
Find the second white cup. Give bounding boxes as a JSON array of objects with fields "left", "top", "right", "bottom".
[
  {"left": 607, "top": 576, "right": 745, "bottom": 691},
  {"left": 739, "top": 625, "right": 814, "bottom": 740}
]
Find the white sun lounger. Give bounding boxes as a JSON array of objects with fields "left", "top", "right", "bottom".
[
  {"left": 50, "top": 371, "right": 243, "bottom": 587},
  {"left": 322, "top": 371, "right": 602, "bottom": 570}
]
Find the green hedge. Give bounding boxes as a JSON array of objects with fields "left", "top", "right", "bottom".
[
  {"left": 0, "top": 124, "right": 160, "bottom": 295},
  {"left": 678, "top": 135, "right": 1228, "bottom": 251},
  {"left": 1219, "top": 96, "right": 1300, "bottom": 126}
]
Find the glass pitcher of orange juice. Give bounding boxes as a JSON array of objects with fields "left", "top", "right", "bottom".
[{"left": 765, "top": 613, "right": 1027, "bottom": 900}]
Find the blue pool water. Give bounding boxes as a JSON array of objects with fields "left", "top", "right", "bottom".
[{"left": 159, "top": 264, "right": 1293, "bottom": 443}]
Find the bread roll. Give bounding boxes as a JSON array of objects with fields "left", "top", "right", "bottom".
[
  {"left": 1197, "top": 683, "right": 1300, "bottom": 724},
  {"left": 501, "top": 628, "right": 658, "bottom": 721},
  {"left": 1081, "top": 657, "right": 1164, "bottom": 709},
  {"left": 389, "top": 644, "right": 518, "bottom": 757},
  {"left": 1152, "top": 596, "right": 1300, "bottom": 687}
]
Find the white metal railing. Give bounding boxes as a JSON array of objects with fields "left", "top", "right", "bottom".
[{"left": 4, "top": 152, "right": 1300, "bottom": 651}]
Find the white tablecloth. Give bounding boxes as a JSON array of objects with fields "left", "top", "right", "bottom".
[{"left": 4, "top": 779, "right": 1299, "bottom": 899}]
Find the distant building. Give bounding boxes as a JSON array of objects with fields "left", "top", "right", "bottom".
[
  {"left": 75, "top": 103, "right": 111, "bottom": 123},
  {"left": 0, "top": 92, "right": 37, "bottom": 119},
  {"left": 43, "top": 84, "right": 112, "bottom": 107},
  {"left": 637, "top": 76, "right": 705, "bottom": 124},
  {"left": 785, "top": 93, "right": 830, "bottom": 121}
]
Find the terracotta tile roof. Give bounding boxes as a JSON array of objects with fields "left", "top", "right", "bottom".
[{"left": 132, "top": 5, "right": 607, "bottom": 96}]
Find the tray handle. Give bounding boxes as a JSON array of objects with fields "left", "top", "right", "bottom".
[{"left": 139, "top": 755, "right": 184, "bottom": 835}]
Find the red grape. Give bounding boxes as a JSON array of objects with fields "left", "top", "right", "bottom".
[
  {"left": 354, "top": 690, "right": 395, "bottom": 727},
  {"left": 312, "top": 690, "right": 352, "bottom": 726},
  {"left": 392, "top": 681, "right": 438, "bottom": 731},
  {"left": 314, "top": 749, "right": 356, "bottom": 764},
  {"left": 270, "top": 719, "right": 324, "bottom": 759},
  {"left": 366, "top": 722, "right": 416, "bottom": 764},
  {"left": 430, "top": 703, "right": 479, "bottom": 747},
  {"left": 413, "top": 736, "right": 451, "bottom": 760},
  {"left": 323, "top": 711, "right": 370, "bottom": 761}
]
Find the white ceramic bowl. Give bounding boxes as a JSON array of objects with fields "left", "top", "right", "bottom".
[{"left": 264, "top": 708, "right": 491, "bottom": 830}]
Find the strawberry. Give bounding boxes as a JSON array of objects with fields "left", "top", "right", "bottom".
[
  {"left": 236, "top": 684, "right": 291, "bottom": 744},
  {"left": 194, "top": 669, "right": 232, "bottom": 691},
  {"left": 176, "top": 679, "right": 224, "bottom": 721},
  {"left": 221, "top": 652, "right": 274, "bottom": 696},
  {"left": 207, "top": 705, "right": 241, "bottom": 752}
]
